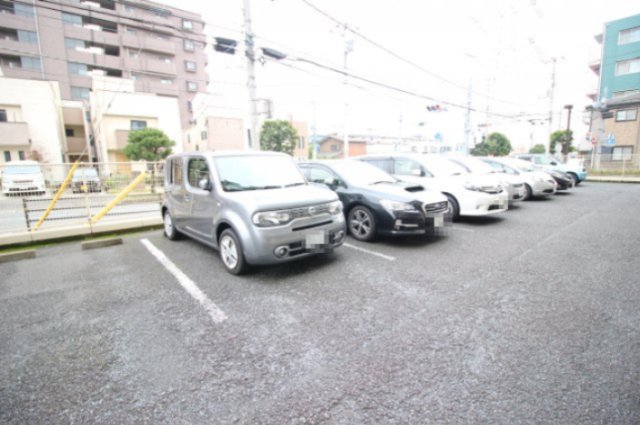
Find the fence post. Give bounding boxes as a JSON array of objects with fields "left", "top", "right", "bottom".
[{"left": 22, "top": 198, "right": 31, "bottom": 231}]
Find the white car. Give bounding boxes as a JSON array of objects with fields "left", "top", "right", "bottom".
[
  {"left": 481, "top": 157, "right": 557, "bottom": 199},
  {"left": 446, "top": 156, "right": 526, "bottom": 204},
  {"left": 356, "top": 154, "right": 508, "bottom": 221},
  {"left": 1, "top": 160, "right": 47, "bottom": 196}
]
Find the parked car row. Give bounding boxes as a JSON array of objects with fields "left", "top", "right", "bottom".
[{"left": 161, "top": 151, "right": 586, "bottom": 275}]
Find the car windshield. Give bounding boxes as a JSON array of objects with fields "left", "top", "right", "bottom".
[
  {"left": 74, "top": 168, "right": 98, "bottom": 178},
  {"left": 505, "top": 159, "right": 535, "bottom": 172},
  {"left": 2, "top": 165, "right": 41, "bottom": 175},
  {"left": 215, "top": 155, "right": 306, "bottom": 191},
  {"left": 329, "top": 160, "right": 397, "bottom": 186},
  {"left": 418, "top": 157, "right": 469, "bottom": 177},
  {"left": 449, "top": 157, "right": 495, "bottom": 174}
]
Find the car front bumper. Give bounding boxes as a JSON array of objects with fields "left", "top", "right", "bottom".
[{"left": 459, "top": 191, "right": 509, "bottom": 216}]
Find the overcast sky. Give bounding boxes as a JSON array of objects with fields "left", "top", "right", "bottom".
[{"left": 158, "top": 0, "right": 639, "bottom": 151}]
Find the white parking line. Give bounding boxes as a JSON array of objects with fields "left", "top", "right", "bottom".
[
  {"left": 140, "top": 238, "right": 228, "bottom": 324},
  {"left": 343, "top": 242, "right": 395, "bottom": 261}
]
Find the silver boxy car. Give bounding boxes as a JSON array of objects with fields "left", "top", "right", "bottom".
[{"left": 162, "top": 151, "right": 346, "bottom": 274}]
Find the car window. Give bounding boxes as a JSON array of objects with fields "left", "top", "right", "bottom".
[
  {"left": 486, "top": 161, "right": 504, "bottom": 172},
  {"left": 187, "top": 157, "right": 209, "bottom": 188},
  {"left": 170, "top": 158, "right": 183, "bottom": 185},
  {"left": 361, "top": 158, "right": 393, "bottom": 174},
  {"left": 306, "top": 166, "right": 337, "bottom": 185},
  {"left": 394, "top": 158, "right": 430, "bottom": 177}
]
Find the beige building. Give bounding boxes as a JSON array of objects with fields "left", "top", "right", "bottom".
[
  {"left": 317, "top": 136, "right": 367, "bottom": 159},
  {"left": 91, "top": 76, "right": 182, "bottom": 168},
  {"left": 0, "top": 0, "right": 208, "bottom": 143}
]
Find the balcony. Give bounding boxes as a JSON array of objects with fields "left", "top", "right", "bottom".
[
  {"left": 589, "top": 60, "right": 601, "bottom": 75},
  {"left": 0, "top": 122, "right": 30, "bottom": 147},
  {"left": 122, "top": 33, "right": 175, "bottom": 55},
  {"left": 66, "top": 136, "right": 87, "bottom": 153}
]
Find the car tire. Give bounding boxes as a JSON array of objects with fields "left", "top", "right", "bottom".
[
  {"left": 219, "top": 228, "right": 248, "bottom": 275},
  {"left": 523, "top": 183, "right": 533, "bottom": 200},
  {"left": 445, "top": 194, "right": 460, "bottom": 222},
  {"left": 567, "top": 173, "right": 579, "bottom": 186},
  {"left": 163, "top": 210, "right": 182, "bottom": 241},
  {"left": 348, "top": 205, "right": 376, "bottom": 241}
]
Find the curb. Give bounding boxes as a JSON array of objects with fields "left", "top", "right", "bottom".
[
  {"left": 81, "top": 238, "right": 123, "bottom": 250},
  {"left": 586, "top": 177, "right": 640, "bottom": 184},
  {"left": 0, "top": 249, "right": 36, "bottom": 263}
]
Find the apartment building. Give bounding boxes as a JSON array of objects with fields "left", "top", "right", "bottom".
[
  {"left": 0, "top": 0, "right": 208, "bottom": 161},
  {"left": 588, "top": 13, "right": 640, "bottom": 161}
]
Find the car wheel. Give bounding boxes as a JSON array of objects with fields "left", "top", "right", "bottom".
[
  {"left": 567, "top": 173, "right": 579, "bottom": 186},
  {"left": 163, "top": 210, "right": 181, "bottom": 241},
  {"left": 445, "top": 194, "right": 460, "bottom": 222},
  {"left": 219, "top": 229, "right": 248, "bottom": 275},
  {"left": 348, "top": 206, "right": 376, "bottom": 241},
  {"left": 524, "top": 183, "right": 533, "bottom": 200}
]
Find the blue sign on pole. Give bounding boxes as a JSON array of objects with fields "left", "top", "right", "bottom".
[{"left": 605, "top": 133, "right": 616, "bottom": 146}]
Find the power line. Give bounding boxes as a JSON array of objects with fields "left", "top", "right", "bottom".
[{"left": 297, "top": 0, "right": 543, "bottom": 109}]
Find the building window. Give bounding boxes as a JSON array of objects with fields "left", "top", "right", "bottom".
[
  {"left": 128, "top": 49, "right": 139, "bottom": 58},
  {"left": 70, "top": 86, "right": 90, "bottom": 100},
  {"left": 62, "top": 12, "right": 82, "bottom": 26},
  {"left": 18, "top": 151, "right": 25, "bottom": 160},
  {"left": 14, "top": 2, "right": 35, "bottom": 17},
  {"left": 160, "top": 78, "right": 173, "bottom": 85},
  {"left": 129, "top": 72, "right": 142, "bottom": 81},
  {"left": 17, "top": 30, "right": 38, "bottom": 44},
  {"left": 184, "top": 39, "right": 195, "bottom": 51},
  {"left": 158, "top": 55, "right": 172, "bottom": 63},
  {"left": 0, "top": 109, "right": 6, "bottom": 122},
  {"left": 68, "top": 62, "right": 89, "bottom": 76},
  {"left": 65, "top": 38, "right": 85, "bottom": 50},
  {"left": 187, "top": 100, "right": 193, "bottom": 112},
  {"left": 185, "top": 60, "right": 196, "bottom": 72},
  {"left": 612, "top": 146, "right": 633, "bottom": 161},
  {"left": 20, "top": 56, "right": 41, "bottom": 70},
  {"left": 131, "top": 120, "right": 147, "bottom": 130},
  {"left": 201, "top": 130, "right": 207, "bottom": 140},
  {"left": 182, "top": 19, "right": 193, "bottom": 31},
  {"left": 612, "top": 89, "right": 640, "bottom": 99},
  {"left": 615, "top": 58, "right": 640, "bottom": 76},
  {"left": 65, "top": 128, "right": 74, "bottom": 137},
  {"left": 330, "top": 144, "right": 339, "bottom": 152},
  {"left": 3, "top": 151, "right": 11, "bottom": 162},
  {"left": 619, "top": 26, "right": 640, "bottom": 45},
  {"left": 186, "top": 81, "right": 197, "bottom": 92},
  {"left": 125, "top": 27, "right": 137, "bottom": 35},
  {"left": 616, "top": 109, "right": 638, "bottom": 121}
]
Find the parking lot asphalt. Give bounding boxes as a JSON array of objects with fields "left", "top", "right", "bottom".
[{"left": 2, "top": 182, "right": 640, "bottom": 424}]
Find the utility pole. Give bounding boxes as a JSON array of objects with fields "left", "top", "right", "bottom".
[
  {"left": 563, "top": 104, "right": 573, "bottom": 157},
  {"left": 464, "top": 79, "right": 472, "bottom": 154},
  {"left": 243, "top": 0, "right": 259, "bottom": 150},
  {"left": 343, "top": 31, "right": 353, "bottom": 158},
  {"left": 547, "top": 57, "right": 557, "bottom": 150}
]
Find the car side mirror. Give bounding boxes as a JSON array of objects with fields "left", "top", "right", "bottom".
[
  {"left": 550, "top": 161, "right": 558, "bottom": 166},
  {"left": 323, "top": 177, "right": 340, "bottom": 190},
  {"left": 197, "top": 178, "right": 212, "bottom": 191}
]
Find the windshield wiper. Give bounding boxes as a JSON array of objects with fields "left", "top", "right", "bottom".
[
  {"left": 284, "top": 182, "right": 305, "bottom": 188},
  {"left": 371, "top": 180, "right": 395, "bottom": 185}
]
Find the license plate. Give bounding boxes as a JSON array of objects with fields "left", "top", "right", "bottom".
[
  {"left": 81, "top": 184, "right": 87, "bottom": 192},
  {"left": 434, "top": 216, "right": 444, "bottom": 227},
  {"left": 305, "top": 231, "right": 326, "bottom": 248}
]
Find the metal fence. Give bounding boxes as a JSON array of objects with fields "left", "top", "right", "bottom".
[
  {"left": 0, "top": 161, "right": 165, "bottom": 196},
  {"left": 576, "top": 153, "right": 640, "bottom": 174},
  {"left": 0, "top": 161, "right": 164, "bottom": 235}
]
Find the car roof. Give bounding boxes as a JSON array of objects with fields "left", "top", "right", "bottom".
[{"left": 168, "top": 150, "right": 290, "bottom": 159}]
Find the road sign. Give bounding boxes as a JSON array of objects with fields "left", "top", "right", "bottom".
[{"left": 605, "top": 133, "right": 616, "bottom": 146}]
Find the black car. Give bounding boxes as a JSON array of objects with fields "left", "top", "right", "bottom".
[
  {"left": 298, "top": 160, "right": 449, "bottom": 241},
  {"left": 548, "top": 170, "right": 573, "bottom": 191}
]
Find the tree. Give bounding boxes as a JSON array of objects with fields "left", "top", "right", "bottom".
[
  {"left": 529, "top": 144, "right": 546, "bottom": 154},
  {"left": 260, "top": 120, "right": 298, "bottom": 156},
  {"left": 123, "top": 128, "right": 174, "bottom": 193},
  {"left": 470, "top": 132, "right": 512, "bottom": 156},
  {"left": 550, "top": 130, "right": 573, "bottom": 155}
]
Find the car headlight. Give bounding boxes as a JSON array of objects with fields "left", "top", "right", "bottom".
[
  {"left": 252, "top": 210, "right": 292, "bottom": 227},
  {"left": 328, "top": 200, "right": 342, "bottom": 215},
  {"left": 380, "top": 199, "right": 416, "bottom": 213}
]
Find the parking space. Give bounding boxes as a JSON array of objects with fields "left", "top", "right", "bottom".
[{"left": 2, "top": 183, "right": 640, "bottom": 424}]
